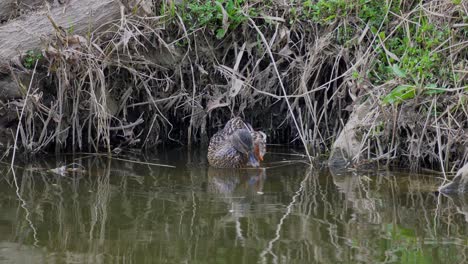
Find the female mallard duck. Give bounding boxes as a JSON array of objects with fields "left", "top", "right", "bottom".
[{"left": 208, "top": 117, "right": 266, "bottom": 168}]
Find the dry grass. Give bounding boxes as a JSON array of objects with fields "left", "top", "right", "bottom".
[{"left": 4, "top": 0, "right": 467, "bottom": 171}]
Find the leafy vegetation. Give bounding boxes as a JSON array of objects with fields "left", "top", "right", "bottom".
[
  {"left": 167, "top": 0, "right": 255, "bottom": 39},
  {"left": 382, "top": 85, "right": 416, "bottom": 105},
  {"left": 23, "top": 50, "right": 43, "bottom": 69},
  {"left": 158, "top": 0, "right": 464, "bottom": 105},
  {"left": 299, "top": 0, "right": 463, "bottom": 105},
  {"left": 303, "top": 0, "right": 395, "bottom": 27}
]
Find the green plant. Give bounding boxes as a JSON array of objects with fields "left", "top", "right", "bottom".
[
  {"left": 177, "top": 0, "right": 248, "bottom": 39},
  {"left": 302, "top": 0, "right": 397, "bottom": 27},
  {"left": 366, "top": 5, "right": 457, "bottom": 104},
  {"left": 382, "top": 85, "right": 416, "bottom": 105},
  {"left": 23, "top": 50, "right": 43, "bottom": 69}
]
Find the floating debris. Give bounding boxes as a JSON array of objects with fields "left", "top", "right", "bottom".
[{"left": 48, "top": 163, "right": 86, "bottom": 176}]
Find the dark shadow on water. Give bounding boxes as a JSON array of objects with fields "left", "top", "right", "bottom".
[{"left": 0, "top": 148, "right": 467, "bottom": 263}]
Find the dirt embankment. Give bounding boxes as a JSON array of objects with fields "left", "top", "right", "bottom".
[{"left": 0, "top": 0, "right": 466, "bottom": 173}]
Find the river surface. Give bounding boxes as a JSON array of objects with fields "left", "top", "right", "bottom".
[{"left": 0, "top": 147, "right": 466, "bottom": 263}]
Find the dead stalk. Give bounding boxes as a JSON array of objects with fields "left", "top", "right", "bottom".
[{"left": 248, "top": 17, "right": 312, "bottom": 162}]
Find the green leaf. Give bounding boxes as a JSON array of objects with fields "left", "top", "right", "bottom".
[
  {"left": 392, "top": 64, "right": 406, "bottom": 78},
  {"left": 382, "top": 85, "right": 416, "bottom": 105},
  {"left": 379, "top": 31, "right": 386, "bottom": 40},
  {"left": 424, "top": 83, "right": 445, "bottom": 95},
  {"left": 216, "top": 28, "right": 226, "bottom": 39}
]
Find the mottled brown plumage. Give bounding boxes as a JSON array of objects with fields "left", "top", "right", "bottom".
[{"left": 208, "top": 117, "right": 267, "bottom": 168}]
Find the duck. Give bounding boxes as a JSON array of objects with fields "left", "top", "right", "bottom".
[{"left": 208, "top": 117, "right": 266, "bottom": 168}]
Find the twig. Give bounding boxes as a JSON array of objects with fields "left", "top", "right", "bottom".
[
  {"left": 11, "top": 61, "right": 37, "bottom": 168},
  {"left": 187, "top": 60, "right": 197, "bottom": 148},
  {"left": 108, "top": 156, "right": 176, "bottom": 168},
  {"left": 248, "top": 17, "right": 312, "bottom": 162},
  {"left": 108, "top": 118, "right": 144, "bottom": 131},
  {"left": 71, "top": 152, "right": 176, "bottom": 168},
  {"left": 434, "top": 98, "right": 447, "bottom": 181},
  {"left": 10, "top": 60, "right": 40, "bottom": 246}
]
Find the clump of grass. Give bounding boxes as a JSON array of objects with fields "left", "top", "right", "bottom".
[{"left": 186, "top": 0, "right": 252, "bottom": 38}]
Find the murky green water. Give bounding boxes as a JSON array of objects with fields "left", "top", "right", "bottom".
[{"left": 0, "top": 148, "right": 467, "bottom": 263}]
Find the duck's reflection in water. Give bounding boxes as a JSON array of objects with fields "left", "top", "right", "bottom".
[
  {"left": 208, "top": 167, "right": 266, "bottom": 213},
  {"left": 208, "top": 168, "right": 265, "bottom": 194},
  {"left": 207, "top": 167, "right": 266, "bottom": 244}
]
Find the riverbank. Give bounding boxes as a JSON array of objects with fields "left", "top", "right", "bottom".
[{"left": 0, "top": 0, "right": 466, "bottom": 173}]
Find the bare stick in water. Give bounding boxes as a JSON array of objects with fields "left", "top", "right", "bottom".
[
  {"left": 10, "top": 60, "right": 40, "bottom": 246},
  {"left": 11, "top": 60, "right": 38, "bottom": 168}
]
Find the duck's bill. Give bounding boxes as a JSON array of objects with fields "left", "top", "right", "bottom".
[
  {"left": 254, "top": 145, "right": 264, "bottom": 161},
  {"left": 256, "top": 153, "right": 263, "bottom": 162},
  {"left": 248, "top": 153, "right": 260, "bottom": 167}
]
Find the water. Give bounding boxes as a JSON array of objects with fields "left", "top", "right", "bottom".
[{"left": 0, "top": 147, "right": 467, "bottom": 263}]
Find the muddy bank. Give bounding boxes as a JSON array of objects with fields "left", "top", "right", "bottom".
[{"left": 0, "top": 0, "right": 466, "bottom": 173}]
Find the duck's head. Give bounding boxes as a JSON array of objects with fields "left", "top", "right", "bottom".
[
  {"left": 230, "top": 129, "right": 260, "bottom": 167},
  {"left": 224, "top": 117, "right": 251, "bottom": 134}
]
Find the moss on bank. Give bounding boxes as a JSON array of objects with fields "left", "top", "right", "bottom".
[{"left": 3, "top": 0, "right": 467, "bottom": 171}]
